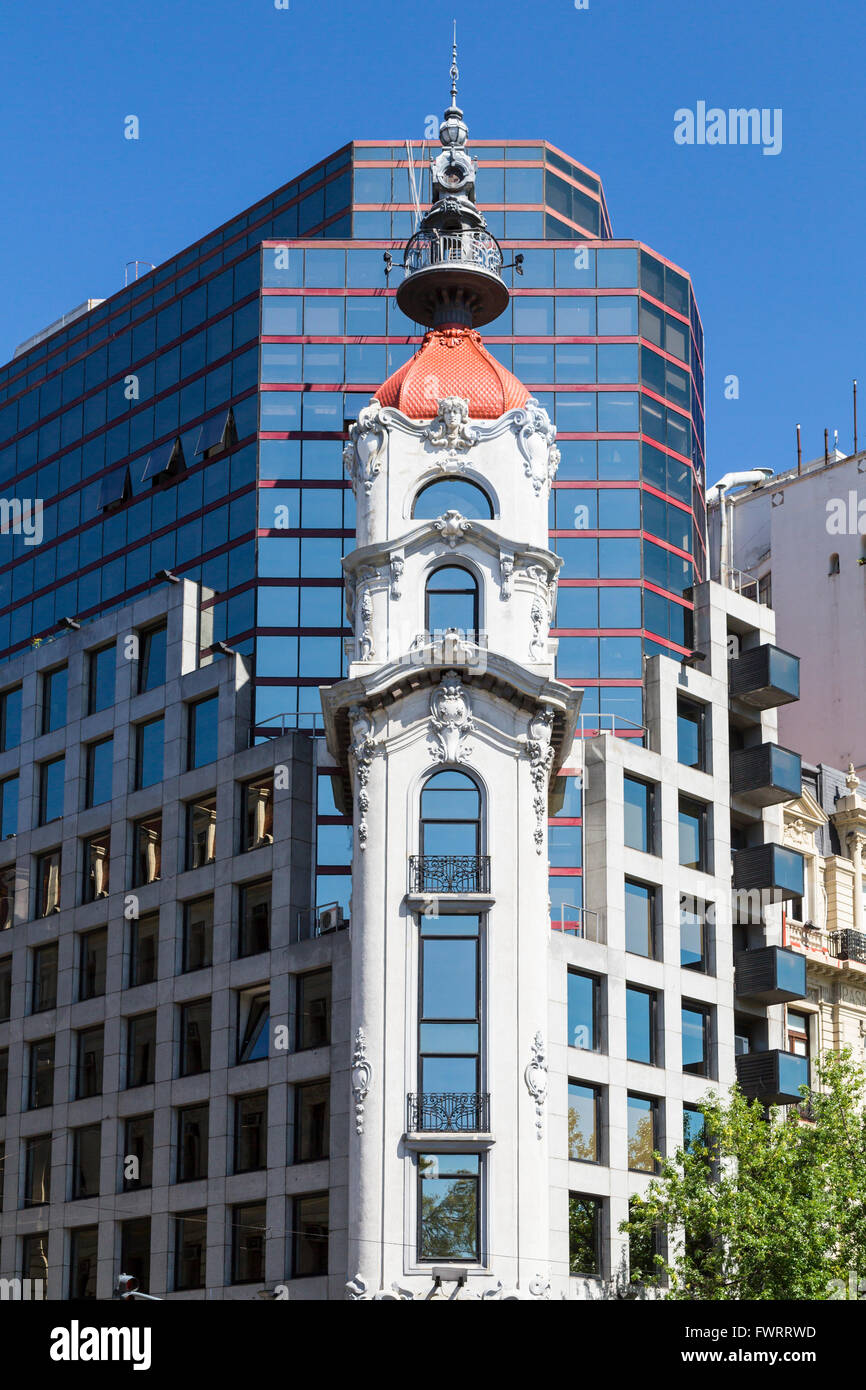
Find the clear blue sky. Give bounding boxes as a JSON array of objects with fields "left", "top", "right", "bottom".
[{"left": 1, "top": 0, "right": 863, "bottom": 484}]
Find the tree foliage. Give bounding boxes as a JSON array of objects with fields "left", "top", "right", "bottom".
[{"left": 622, "top": 1050, "right": 866, "bottom": 1299}]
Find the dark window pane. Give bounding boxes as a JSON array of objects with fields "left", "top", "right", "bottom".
[
  {"left": 294, "top": 1081, "right": 330, "bottom": 1163},
  {"left": 235, "top": 1092, "right": 267, "bottom": 1173},
  {"left": 297, "top": 970, "right": 331, "bottom": 1049},
  {"left": 183, "top": 897, "right": 213, "bottom": 972},
  {"left": 127, "top": 1013, "right": 156, "bottom": 1087},
  {"left": 627, "top": 1095, "right": 657, "bottom": 1171},
  {"left": 180, "top": 999, "right": 211, "bottom": 1075},
  {"left": 188, "top": 696, "right": 219, "bottom": 770},
  {"left": 231, "top": 1202, "right": 266, "bottom": 1283},
  {"left": 293, "top": 1193, "right": 329, "bottom": 1277},
  {"left": 177, "top": 1103, "right": 209, "bottom": 1182},
  {"left": 124, "top": 1114, "right": 154, "bottom": 1190},
  {"left": 568, "top": 1082, "right": 599, "bottom": 1162},
  {"left": 139, "top": 625, "right": 167, "bottom": 692}
]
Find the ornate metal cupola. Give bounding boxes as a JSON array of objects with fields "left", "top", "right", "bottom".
[{"left": 396, "top": 37, "right": 509, "bottom": 329}]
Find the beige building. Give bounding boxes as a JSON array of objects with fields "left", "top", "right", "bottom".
[{"left": 783, "top": 764, "right": 866, "bottom": 1070}]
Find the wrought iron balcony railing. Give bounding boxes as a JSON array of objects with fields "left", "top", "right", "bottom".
[
  {"left": 409, "top": 855, "right": 490, "bottom": 894},
  {"left": 403, "top": 228, "right": 504, "bottom": 280},
  {"left": 830, "top": 929, "right": 866, "bottom": 964},
  {"left": 407, "top": 1092, "right": 490, "bottom": 1133}
]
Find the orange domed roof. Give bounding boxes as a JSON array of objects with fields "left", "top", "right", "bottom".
[{"left": 376, "top": 326, "right": 529, "bottom": 419}]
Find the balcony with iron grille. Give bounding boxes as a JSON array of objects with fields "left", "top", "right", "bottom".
[
  {"left": 396, "top": 228, "right": 508, "bottom": 328},
  {"left": 407, "top": 1091, "right": 490, "bottom": 1135},
  {"left": 830, "top": 929, "right": 866, "bottom": 965},
  {"left": 409, "top": 855, "right": 490, "bottom": 895}
]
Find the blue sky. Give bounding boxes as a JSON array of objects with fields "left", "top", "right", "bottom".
[{"left": 1, "top": 0, "right": 863, "bottom": 484}]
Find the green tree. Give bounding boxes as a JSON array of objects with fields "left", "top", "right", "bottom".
[{"left": 622, "top": 1049, "right": 866, "bottom": 1299}]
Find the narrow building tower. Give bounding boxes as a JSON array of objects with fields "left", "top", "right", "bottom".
[{"left": 324, "top": 54, "right": 581, "bottom": 1300}]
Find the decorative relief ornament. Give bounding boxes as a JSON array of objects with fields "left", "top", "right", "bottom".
[
  {"left": 422, "top": 396, "right": 478, "bottom": 452},
  {"left": 347, "top": 1275, "right": 556, "bottom": 1301},
  {"left": 514, "top": 397, "right": 560, "bottom": 496},
  {"left": 521, "top": 705, "right": 555, "bottom": 852},
  {"left": 350, "top": 1026, "right": 373, "bottom": 1135},
  {"left": 343, "top": 401, "right": 387, "bottom": 495},
  {"left": 389, "top": 557, "right": 404, "bottom": 599},
  {"left": 348, "top": 705, "right": 378, "bottom": 849},
  {"left": 359, "top": 591, "right": 374, "bottom": 661},
  {"left": 429, "top": 671, "right": 474, "bottom": 763},
  {"left": 524, "top": 1031, "right": 549, "bottom": 1139},
  {"left": 784, "top": 816, "right": 813, "bottom": 852},
  {"left": 499, "top": 553, "right": 514, "bottom": 600},
  {"left": 434, "top": 509, "right": 472, "bottom": 548}
]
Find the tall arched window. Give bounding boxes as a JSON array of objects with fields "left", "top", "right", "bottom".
[
  {"left": 425, "top": 566, "right": 478, "bottom": 639},
  {"left": 419, "top": 770, "right": 481, "bottom": 860},
  {"left": 413, "top": 478, "right": 494, "bottom": 519}
]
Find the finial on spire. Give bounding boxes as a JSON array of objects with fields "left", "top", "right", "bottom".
[{"left": 449, "top": 21, "right": 459, "bottom": 110}]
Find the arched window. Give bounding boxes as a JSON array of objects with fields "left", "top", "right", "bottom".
[
  {"left": 425, "top": 566, "right": 478, "bottom": 638},
  {"left": 420, "top": 770, "right": 481, "bottom": 859},
  {"left": 413, "top": 478, "right": 494, "bottom": 519}
]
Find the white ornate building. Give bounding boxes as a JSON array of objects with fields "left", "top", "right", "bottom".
[{"left": 320, "top": 76, "right": 811, "bottom": 1301}]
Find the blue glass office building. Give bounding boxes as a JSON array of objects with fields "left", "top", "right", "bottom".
[{"left": 0, "top": 138, "right": 706, "bottom": 916}]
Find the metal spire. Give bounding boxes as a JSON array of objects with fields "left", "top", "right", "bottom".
[{"left": 449, "top": 22, "right": 459, "bottom": 111}]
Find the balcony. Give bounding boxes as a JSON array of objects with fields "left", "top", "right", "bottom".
[
  {"left": 735, "top": 1049, "right": 810, "bottom": 1105},
  {"left": 409, "top": 855, "right": 490, "bottom": 895},
  {"left": 407, "top": 1092, "right": 490, "bottom": 1134},
  {"left": 830, "top": 929, "right": 866, "bottom": 964},
  {"left": 732, "top": 843, "right": 804, "bottom": 900},
  {"left": 730, "top": 744, "right": 802, "bottom": 807},
  {"left": 728, "top": 643, "right": 800, "bottom": 710},
  {"left": 735, "top": 945, "right": 807, "bottom": 1004},
  {"left": 398, "top": 228, "right": 508, "bottom": 328}
]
